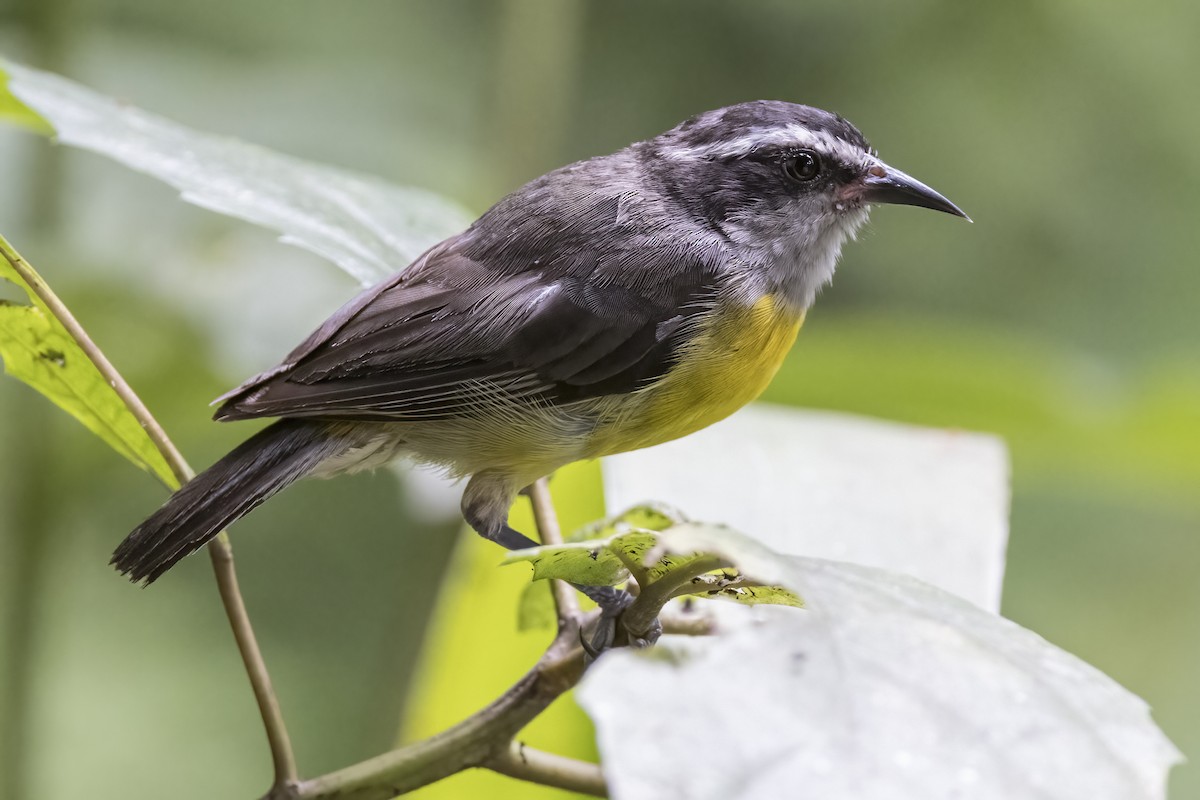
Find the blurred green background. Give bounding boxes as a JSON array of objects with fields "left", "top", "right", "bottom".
[{"left": 0, "top": 1, "right": 1196, "bottom": 799}]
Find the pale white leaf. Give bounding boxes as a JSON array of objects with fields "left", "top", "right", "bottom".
[
  {"left": 2, "top": 58, "right": 471, "bottom": 287},
  {"left": 603, "top": 405, "right": 1010, "bottom": 611},
  {"left": 578, "top": 555, "right": 1180, "bottom": 800}
]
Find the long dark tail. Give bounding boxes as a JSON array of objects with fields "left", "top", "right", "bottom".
[{"left": 112, "top": 419, "right": 345, "bottom": 584}]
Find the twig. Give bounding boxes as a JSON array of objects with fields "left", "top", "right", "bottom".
[
  {"left": 527, "top": 478, "right": 579, "bottom": 621},
  {"left": 0, "top": 242, "right": 298, "bottom": 789},
  {"left": 659, "top": 609, "right": 716, "bottom": 637},
  {"left": 209, "top": 533, "right": 299, "bottom": 790},
  {"left": 290, "top": 624, "right": 589, "bottom": 800},
  {"left": 1, "top": 239, "right": 187, "bottom": 487},
  {"left": 622, "top": 556, "right": 730, "bottom": 637},
  {"left": 486, "top": 740, "right": 607, "bottom": 797},
  {"left": 276, "top": 491, "right": 618, "bottom": 800}
]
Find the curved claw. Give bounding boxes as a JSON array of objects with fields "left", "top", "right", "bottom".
[{"left": 579, "top": 625, "right": 603, "bottom": 662}]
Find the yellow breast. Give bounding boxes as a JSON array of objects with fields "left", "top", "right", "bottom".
[{"left": 587, "top": 294, "right": 804, "bottom": 458}]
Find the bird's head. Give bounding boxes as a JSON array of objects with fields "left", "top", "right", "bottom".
[{"left": 643, "top": 101, "right": 968, "bottom": 303}]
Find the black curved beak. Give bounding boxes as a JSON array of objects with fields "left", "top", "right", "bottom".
[{"left": 862, "top": 161, "right": 971, "bottom": 221}]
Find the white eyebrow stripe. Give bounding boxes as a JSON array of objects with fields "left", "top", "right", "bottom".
[{"left": 665, "top": 123, "right": 869, "bottom": 167}]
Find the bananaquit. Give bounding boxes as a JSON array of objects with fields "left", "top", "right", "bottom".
[{"left": 113, "top": 101, "right": 967, "bottom": 640}]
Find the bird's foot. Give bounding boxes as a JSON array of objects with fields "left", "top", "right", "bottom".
[{"left": 575, "top": 584, "right": 662, "bottom": 662}]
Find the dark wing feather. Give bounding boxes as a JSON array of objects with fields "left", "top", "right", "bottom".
[{"left": 216, "top": 177, "right": 723, "bottom": 423}]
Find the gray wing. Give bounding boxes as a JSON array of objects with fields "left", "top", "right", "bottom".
[{"left": 214, "top": 231, "right": 721, "bottom": 423}]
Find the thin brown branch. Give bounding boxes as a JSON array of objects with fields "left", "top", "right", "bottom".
[
  {"left": 486, "top": 741, "right": 607, "bottom": 797},
  {"left": 527, "top": 478, "right": 579, "bottom": 621},
  {"left": 10, "top": 235, "right": 626, "bottom": 798},
  {"left": 1, "top": 240, "right": 189, "bottom": 487},
  {"left": 1, "top": 241, "right": 298, "bottom": 788},
  {"left": 659, "top": 609, "right": 716, "bottom": 637},
  {"left": 209, "top": 533, "right": 299, "bottom": 790},
  {"left": 290, "top": 625, "right": 590, "bottom": 800}
]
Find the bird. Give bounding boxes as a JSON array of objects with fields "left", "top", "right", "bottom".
[{"left": 112, "top": 100, "right": 967, "bottom": 633}]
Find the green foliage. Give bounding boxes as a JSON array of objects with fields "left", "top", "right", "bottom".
[
  {"left": 399, "top": 463, "right": 605, "bottom": 800},
  {"left": 1, "top": 2, "right": 1197, "bottom": 794},
  {"left": 566, "top": 502, "right": 687, "bottom": 542},
  {"left": 505, "top": 512, "right": 804, "bottom": 609},
  {"left": 0, "top": 236, "right": 175, "bottom": 486},
  {"left": 768, "top": 315, "right": 1200, "bottom": 496},
  {"left": 515, "top": 580, "right": 557, "bottom": 633}
]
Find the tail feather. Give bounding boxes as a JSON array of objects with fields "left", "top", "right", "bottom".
[{"left": 112, "top": 419, "right": 344, "bottom": 584}]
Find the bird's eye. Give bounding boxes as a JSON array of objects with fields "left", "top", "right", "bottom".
[{"left": 782, "top": 150, "right": 821, "bottom": 183}]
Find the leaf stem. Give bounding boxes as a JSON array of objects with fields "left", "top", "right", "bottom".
[
  {"left": 623, "top": 556, "right": 730, "bottom": 637},
  {"left": 611, "top": 546, "right": 650, "bottom": 588},
  {"left": 527, "top": 478, "right": 580, "bottom": 621},
  {"left": 0, "top": 240, "right": 298, "bottom": 789},
  {"left": 486, "top": 740, "right": 607, "bottom": 797}
]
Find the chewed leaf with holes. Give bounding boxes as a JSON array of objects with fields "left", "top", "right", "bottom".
[
  {"left": 504, "top": 504, "right": 686, "bottom": 587},
  {"left": 0, "top": 235, "right": 176, "bottom": 487},
  {"left": 567, "top": 502, "right": 688, "bottom": 543},
  {"left": 503, "top": 529, "right": 658, "bottom": 587},
  {"left": 503, "top": 516, "right": 803, "bottom": 608},
  {"left": 673, "top": 571, "right": 804, "bottom": 608}
]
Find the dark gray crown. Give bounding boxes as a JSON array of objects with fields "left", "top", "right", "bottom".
[{"left": 658, "top": 101, "right": 870, "bottom": 155}]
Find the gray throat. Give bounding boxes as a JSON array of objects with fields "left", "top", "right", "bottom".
[{"left": 726, "top": 205, "right": 872, "bottom": 311}]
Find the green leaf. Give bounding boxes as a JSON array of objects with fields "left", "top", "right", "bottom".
[
  {"left": 503, "top": 503, "right": 687, "bottom": 587},
  {"left": 503, "top": 529, "right": 655, "bottom": 587},
  {"left": 400, "top": 462, "right": 605, "bottom": 800},
  {"left": 648, "top": 522, "right": 791, "bottom": 586},
  {"left": 0, "top": 57, "right": 472, "bottom": 287},
  {"left": 0, "top": 235, "right": 176, "bottom": 487},
  {"left": 504, "top": 515, "right": 804, "bottom": 608},
  {"left": 566, "top": 501, "right": 688, "bottom": 542},
  {"left": 515, "top": 579, "right": 557, "bottom": 632},
  {"left": 671, "top": 571, "right": 804, "bottom": 608}
]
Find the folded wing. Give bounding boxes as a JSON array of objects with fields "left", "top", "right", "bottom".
[{"left": 215, "top": 238, "right": 717, "bottom": 423}]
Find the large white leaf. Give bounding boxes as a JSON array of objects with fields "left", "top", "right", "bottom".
[
  {"left": 578, "top": 554, "right": 1180, "bottom": 800},
  {"left": 603, "top": 404, "right": 1010, "bottom": 612},
  {"left": 1, "top": 58, "right": 472, "bottom": 287}
]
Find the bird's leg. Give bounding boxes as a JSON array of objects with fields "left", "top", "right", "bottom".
[
  {"left": 491, "top": 523, "right": 655, "bottom": 652},
  {"left": 485, "top": 523, "right": 539, "bottom": 551},
  {"left": 460, "top": 472, "right": 667, "bottom": 652},
  {"left": 462, "top": 473, "right": 658, "bottom": 654},
  {"left": 578, "top": 583, "right": 661, "bottom": 656}
]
